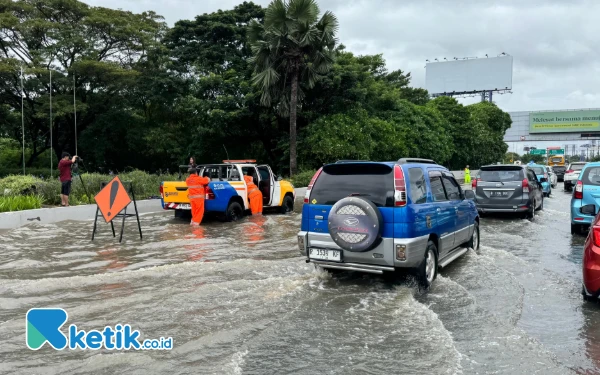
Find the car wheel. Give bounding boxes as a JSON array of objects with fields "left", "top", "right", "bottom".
[
  {"left": 467, "top": 221, "right": 480, "bottom": 250},
  {"left": 417, "top": 241, "right": 438, "bottom": 289},
  {"left": 225, "top": 201, "right": 243, "bottom": 222},
  {"left": 571, "top": 223, "right": 584, "bottom": 235},
  {"left": 538, "top": 196, "right": 544, "bottom": 211},
  {"left": 526, "top": 201, "right": 535, "bottom": 220},
  {"left": 280, "top": 195, "right": 294, "bottom": 214}
]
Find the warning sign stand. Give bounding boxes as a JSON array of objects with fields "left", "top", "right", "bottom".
[{"left": 91, "top": 176, "right": 143, "bottom": 243}]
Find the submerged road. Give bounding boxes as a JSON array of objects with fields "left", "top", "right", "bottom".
[{"left": 0, "top": 184, "right": 598, "bottom": 374}]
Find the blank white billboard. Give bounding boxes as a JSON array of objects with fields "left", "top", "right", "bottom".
[{"left": 425, "top": 56, "right": 513, "bottom": 95}]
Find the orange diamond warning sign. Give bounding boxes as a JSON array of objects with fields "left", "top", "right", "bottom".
[{"left": 94, "top": 176, "right": 132, "bottom": 223}]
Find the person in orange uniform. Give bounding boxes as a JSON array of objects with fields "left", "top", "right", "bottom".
[
  {"left": 186, "top": 168, "right": 210, "bottom": 225},
  {"left": 244, "top": 175, "right": 263, "bottom": 215}
]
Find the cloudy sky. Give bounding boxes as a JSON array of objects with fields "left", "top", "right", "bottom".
[{"left": 86, "top": 0, "right": 600, "bottom": 113}]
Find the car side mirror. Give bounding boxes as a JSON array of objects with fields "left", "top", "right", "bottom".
[
  {"left": 464, "top": 190, "right": 475, "bottom": 200},
  {"left": 581, "top": 204, "right": 596, "bottom": 215}
]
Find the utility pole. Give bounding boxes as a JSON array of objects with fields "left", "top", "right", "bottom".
[{"left": 20, "top": 67, "right": 25, "bottom": 175}]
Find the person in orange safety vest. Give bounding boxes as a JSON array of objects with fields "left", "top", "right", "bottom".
[
  {"left": 244, "top": 175, "right": 263, "bottom": 215},
  {"left": 186, "top": 168, "right": 210, "bottom": 225}
]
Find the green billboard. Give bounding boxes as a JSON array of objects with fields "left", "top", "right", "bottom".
[{"left": 529, "top": 110, "right": 600, "bottom": 133}]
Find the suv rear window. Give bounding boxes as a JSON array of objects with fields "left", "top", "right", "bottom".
[
  {"left": 311, "top": 163, "right": 394, "bottom": 207},
  {"left": 582, "top": 167, "right": 600, "bottom": 186},
  {"left": 479, "top": 169, "right": 523, "bottom": 182}
]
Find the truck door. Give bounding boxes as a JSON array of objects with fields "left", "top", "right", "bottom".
[{"left": 257, "top": 165, "right": 274, "bottom": 206}]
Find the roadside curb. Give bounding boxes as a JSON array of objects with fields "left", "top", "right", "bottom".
[{"left": 0, "top": 199, "right": 164, "bottom": 230}]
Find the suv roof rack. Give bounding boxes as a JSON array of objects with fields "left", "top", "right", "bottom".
[
  {"left": 397, "top": 158, "right": 437, "bottom": 165},
  {"left": 335, "top": 160, "right": 371, "bottom": 163}
]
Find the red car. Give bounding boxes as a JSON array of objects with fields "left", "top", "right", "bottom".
[{"left": 583, "top": 208, "right": 600, "bottom": 301}]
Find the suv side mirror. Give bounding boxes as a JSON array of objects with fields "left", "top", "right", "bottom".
[
  {"left": 464, "top": 190, "right": 475, "bottom": 200},
  {"left": 581, "top": 204, "right": 596, "bottom": 215}
]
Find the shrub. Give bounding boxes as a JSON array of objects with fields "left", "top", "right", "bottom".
[
  {"left": 0, "top": 175, "right": 44, "bottom": 195},
  {"left": 290, "top": 170, "right": 317, "bottom": 188},
  {"left": 0, "top": 170, "right": 180, "bottom": 210},
  {"left": 0, "top": 195, "right": 44, "bottom": 212}
]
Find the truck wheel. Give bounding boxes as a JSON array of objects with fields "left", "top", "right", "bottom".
[
  {"left": 225, "top": 201, "right": 243, "bottom": 222},
  {"left": 416, "top": 241, "right": 438, "bottom": 289},
  {"left": 280, "top": 195, "right": 294, "bottom": 214}
]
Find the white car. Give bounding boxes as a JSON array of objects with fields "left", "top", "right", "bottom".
[
  {"left": 546, "top": 166, "right": 558, "bottom": 188},
  {"left": 564, "top": 162, "right": 587, "bottom": 191}
]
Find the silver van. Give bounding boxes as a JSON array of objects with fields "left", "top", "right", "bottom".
[{"left": 473, "top": 165, "right": 545, "bottom": 219}]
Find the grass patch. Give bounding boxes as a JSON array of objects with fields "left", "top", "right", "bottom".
[{"left": 0, "top": 195, "right": 44, "bottom": 212}]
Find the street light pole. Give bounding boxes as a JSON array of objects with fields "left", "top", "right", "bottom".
[
  {"left": 73, "top": 75, "right": 77, "bottom": 155},
  {"left": 20, "top": 67, "right": 25, "bottom": 175},
  {"left": 49, "top": 69, "right": 53, "bottom": 178}
]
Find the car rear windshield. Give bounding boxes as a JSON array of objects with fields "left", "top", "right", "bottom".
[
  {"left": 310, "top": 163, "right": 394, "bottom": 207},
  {"left": 570, "top": 164, "right": 585, "bottom": 171},
  {"left": 530, "top": 167, "right": 545, "bottom": 175},
  {"left": 551, "top": 157, "right": 563, "bottom": 163},
  {"left": 478, "top": 168, "right": 523, "bottom": 182},
  {"left": 582, "top": 167, "right": 600, "bottom": 186}
]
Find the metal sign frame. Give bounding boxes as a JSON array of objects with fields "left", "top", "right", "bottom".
[{"left": 91, "top": 181, "right": 142, "bottom": 243}]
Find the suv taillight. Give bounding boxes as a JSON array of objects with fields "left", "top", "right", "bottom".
[
  {"left": 159, "top": 184, "right": 164, "bottom": 199},
  {"left": 574, "top": 180, "right": 583, "bottom": 199},
  {"left": 394, "top": 165, "right": 407, "bottom": 207},
  {"left": 206, "top": 187, "right": 215, "bottom": 200},
  {"left": 522, "top": 178, "right": 529, "bottom": 193},
  {"left": 472, "top": 178, "right": 480, "bottom": 189},
  {"left": 304, "top": 167, "right": 323, "bottom": 204},
  {"left": 566, "top": 170, "right": 574, "bottom": 173}
]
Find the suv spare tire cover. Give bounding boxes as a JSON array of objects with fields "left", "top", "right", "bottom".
[{"left": 328, "top": 197, "right": 383, "bottom": 252}]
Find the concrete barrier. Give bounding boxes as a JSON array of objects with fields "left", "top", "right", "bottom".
[{"left": 0, "top": 199, "right": 164, "bottom": 230}]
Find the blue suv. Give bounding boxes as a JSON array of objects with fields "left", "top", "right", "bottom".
[{"left": 297, "top": 158, "right": 480, "bottom": 287}]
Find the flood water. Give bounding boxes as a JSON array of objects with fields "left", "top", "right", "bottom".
[{"left": 1, "top": 185, "right": 599, "bottom": 374}]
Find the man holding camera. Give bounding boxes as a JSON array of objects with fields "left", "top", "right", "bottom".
[{"left": 58, "top": 152, "right": 78, "bottom": 207}]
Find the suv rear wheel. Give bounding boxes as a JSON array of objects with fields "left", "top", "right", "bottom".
[
  {"left": 467, "top": 221, "right": 480, "bottom": 250},
  {"left": 417, "top": 241, "right": 438, "bottom": 288}
]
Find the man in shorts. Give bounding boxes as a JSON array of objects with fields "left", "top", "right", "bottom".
[{"left": 58, "top": 152, "right": 78, "bottom": 207}]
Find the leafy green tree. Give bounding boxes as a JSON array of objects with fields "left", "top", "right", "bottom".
[
  {"left": 248, "top": 0, "right": 338, "bottom": 175},
  {"left": 0, "top": 0, "right": 165, "bottom": 169}
]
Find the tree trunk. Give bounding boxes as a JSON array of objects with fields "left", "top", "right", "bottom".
[{"left": 289, "top": 70, "right": 299, "bottom": 176}]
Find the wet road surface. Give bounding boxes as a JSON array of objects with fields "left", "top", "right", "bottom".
[{"left": 0, "top": 185, "right": 599, "bottom": 374}]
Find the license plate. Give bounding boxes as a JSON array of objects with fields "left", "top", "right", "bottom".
[
  {"left": 176, "top": 204, "right": 191, "bottom": 210},
  {"left": 490, "top": 191, "right": 509, "bottom": 197},
  {"left": 309, "top": 248, "right": 342, "bottom": 262}
]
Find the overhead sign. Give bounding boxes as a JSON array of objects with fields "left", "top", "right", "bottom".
[
  {"left": 530, "top": 149, "right": 546, "bottom": 155},
  {"left": 548, "top": 149, "right": 564, "bottom": 155},
  {"left": 94, "top": 176, "right": 132, "bottom": 223},
  {"left": 530, "top": 110, "right": 600, "bottom": 133},
  {"left": 425, "top": 56, "right": 513, "bottom": 95}
]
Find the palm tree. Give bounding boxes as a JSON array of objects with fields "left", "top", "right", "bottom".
[{"left": 248, "top": 0, "right": 338, "bottom": 175}]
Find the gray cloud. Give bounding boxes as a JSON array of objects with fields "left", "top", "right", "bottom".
[{"left": 86, "top": 0, "right": 600, "bottom": 112}]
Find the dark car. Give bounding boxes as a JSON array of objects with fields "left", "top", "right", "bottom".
[
  {"left": 552, "top": 165, "right": 566, "bottom": 182},
  {"left": 472, "top": 165, "right": 545, "bottom": 219},
  {"left": 297, "top": 158, "right": 480, "bottom": 288}
]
